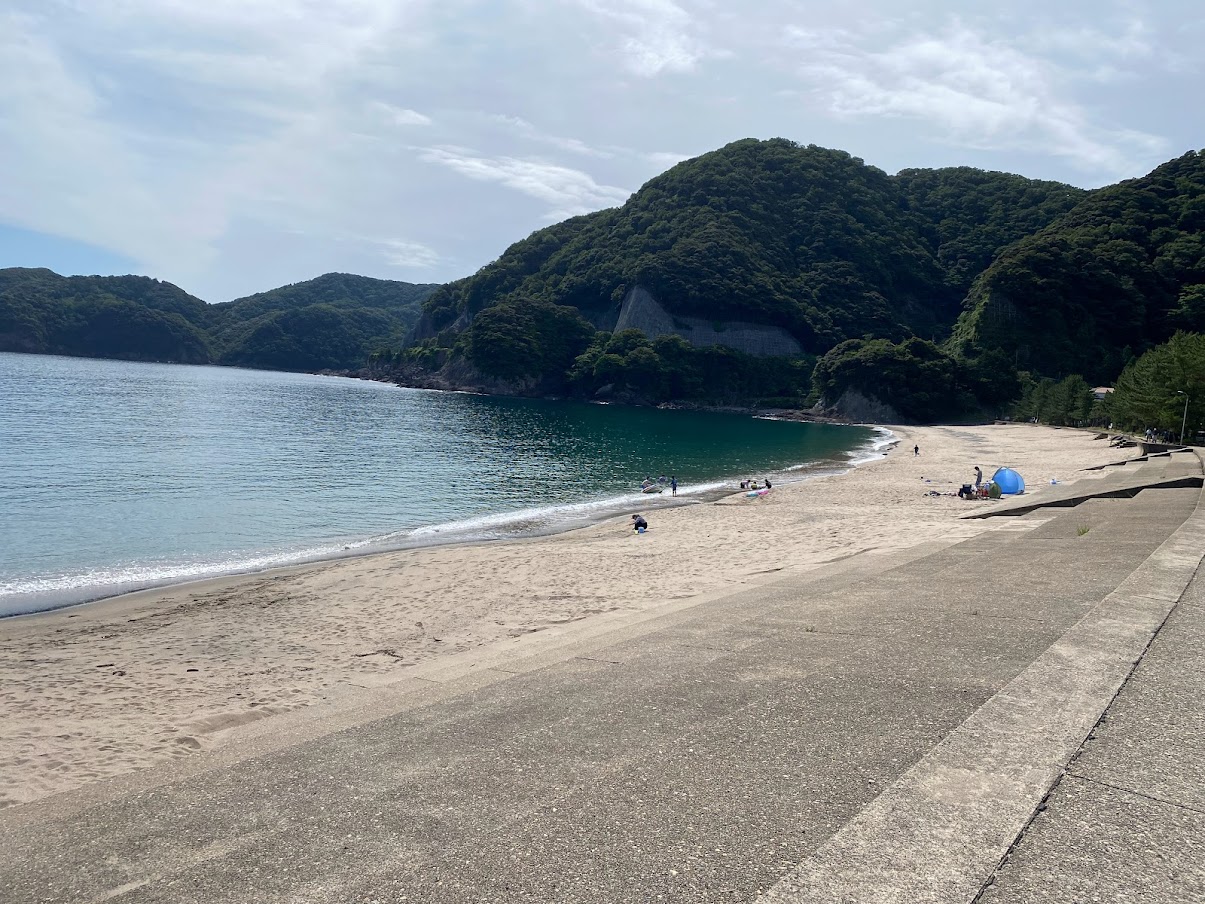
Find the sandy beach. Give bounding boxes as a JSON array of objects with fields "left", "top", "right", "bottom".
[{"left": 0, "top": 423, "right": 1130, "bottom": 809}]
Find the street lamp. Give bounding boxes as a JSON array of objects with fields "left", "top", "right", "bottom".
[{"left": 1176, "top": 391, "right": 1189, "bottom": 446}]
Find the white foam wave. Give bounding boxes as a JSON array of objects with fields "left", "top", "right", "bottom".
[
  {"left": 0, "top": 542, "right": 352, "bottom": 599},
  {"left": 403, "top": 482, "right": 727, "bottom": 540},
  {"left": 847, "top": 427, "right": 898, "bottom": 465},
  {"left": 2, "top": 441, "right": 877, "bottom": 617},
  {"left": 1, "top": 482, "right": 737, "bottom": 614}
]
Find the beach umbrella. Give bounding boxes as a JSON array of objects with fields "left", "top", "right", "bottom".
[{"left": 992, "top": 467, "right": 1025, "bottom": 495}]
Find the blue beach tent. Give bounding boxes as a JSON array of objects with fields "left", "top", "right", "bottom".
[{"left": 992, "top": 467, "right": 1025, "bottom": 495}]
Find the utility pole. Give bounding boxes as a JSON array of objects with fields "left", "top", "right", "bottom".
[{"left": 1177, "top": 391, "right": 1190, "bottom": 446}]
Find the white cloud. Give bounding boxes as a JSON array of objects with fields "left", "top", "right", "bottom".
[
  {"left": 1027, "top": 18, "right": 1154, "bottom": 62},
  {"left": 644, "top": 150, "right": 692, "bottom": 168},
  {"left": 570, "top": 0, "right": 715, "bottom": 76},
  {"left": 0, "top": 1, "right": 436, "bottom": 292},
  {"left": 484, "top": 112, "right": 693, "bottom": 171},
  {"left": 488, "top": 115, "right": 613, "bottom": 158},
  {"left": 0, "top": 0, "right": 1200, "bottom": 297},
  {"left": 787, "top": 21, "right": 1169, "bottom": 176},
  {"left": 417, "top": 146, "right": 631, "bottom": 217},
  {"left": 0, "top": 11, "right": 211, "bottom": 276},
  {"left": 376, "top": 238, "right": 441, "bottom": 268},
  {"left": 375, "top": 102, "right": 433, "bottom": 127}
]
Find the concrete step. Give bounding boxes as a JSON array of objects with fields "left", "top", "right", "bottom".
[
  {"left": 962, "top": 452, "right": 1203, "bottom": 519},
  {"left": 3, "top": 487, "right": 1202, "bottom": 904}
]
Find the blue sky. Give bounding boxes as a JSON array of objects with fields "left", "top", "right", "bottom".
[{"left": 0, "top": 0, "right": 1201, "bottom": 301}]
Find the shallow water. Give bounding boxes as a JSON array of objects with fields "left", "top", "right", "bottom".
[{"left": 0, "top": 353, "right": 879, "bottom": 615}]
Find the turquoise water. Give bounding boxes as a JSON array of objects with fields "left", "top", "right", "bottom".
[{"left": 0, "top": 353, "right": 882, "bottom": 616}]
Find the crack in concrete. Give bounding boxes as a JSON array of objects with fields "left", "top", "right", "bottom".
[{"left": 1062, "top": 770, "right": 1205, "bottom": 817}]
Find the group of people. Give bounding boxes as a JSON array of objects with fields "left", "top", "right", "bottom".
[
  {"left": 739, "top": 478, "right": 771, "bottom": 490},
  {"left": 631, "top": 472, "right": 779, "bottom": 533},
  {"left": 957, "top": 465, "right": 987, "bottom": 500},
  {"left": 640, "top": 474, "right": 679, "bottom": 496}
]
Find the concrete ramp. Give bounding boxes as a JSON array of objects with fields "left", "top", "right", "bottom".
[
  {"left": 961, "top": 450, "right": 1202, "bottom": 518},
  {"left": 4, "top": 485, "right": 1204, "bottom": 903}
]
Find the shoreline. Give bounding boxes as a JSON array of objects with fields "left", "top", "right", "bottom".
[
  {"left": 1, "top": 425, "right": 888, "bottom": 620},
  {"left": 0, "top": 423, "right": 1128, "bottom": 809}
]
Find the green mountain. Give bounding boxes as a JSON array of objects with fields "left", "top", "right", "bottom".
[
  {"left": 210, "top": 273, "right": 438, "bottom": 371},
  {"left": 392, "top": 139, "right": 1087, "bottom": 409},
  {"left": 953, "top": 150, "right": 1205, "bottom": 383},
  {"left": 0, "top": 269, "right": 439, "bottom": 371},
  {"left": 9, "top": 139, "right": 1202, "bottom": 422},
  {"left": 0, "top": 268, "right": 213, "bottom": 363},
  {"left": 894, "top": 167, "right": 1086, "bottom": 294}
]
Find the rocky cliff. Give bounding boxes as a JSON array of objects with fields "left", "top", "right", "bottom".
[{"left": 612, "top": 286, "right": 803, "bottom": 357}]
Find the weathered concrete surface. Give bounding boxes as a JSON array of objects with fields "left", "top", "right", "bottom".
[
  {"left": 962, "top": 450, "right": 1202, "bottom": 519},
  {"left": 758, "top": 487, "right": 1205, "bottom": 903},
  {"left": 977, "top": 542, "right": 1205, "bottom": 904},
  {"left": 3, "top": 482, "right": 1203, "bottom": 903}
]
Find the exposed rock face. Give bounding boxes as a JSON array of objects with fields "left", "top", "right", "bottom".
[
  {"left": 614, "top": 286, "right": 802, "bottom": 357},
  {"left": 407, "top": 284, "right": 802, "bottom": 361},
  {"left": 407, "top": 310, "right": 440, "bottom": 343},
  {"left": 819, "top": 389, "right": 901, "bottom": 424}
]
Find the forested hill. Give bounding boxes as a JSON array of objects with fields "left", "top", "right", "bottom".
[
  {"left": 7, "top": 139, "right": 1203, "bottom": 422},
  {"left": 217, "top": 272, "right": 436, "bottom": 319},
  {"left": 952, "top": 150, "right": 1205, "bottom": 383},
  {"left": 421, "top": 141, "right": 931, "bottom": 348},
  {"left": 0, "top": 269, "right": 438, "bottom": 371},
  {"left": 415, "top": 140, "right": 1083, "bottom": 355},
  {"left": 0, "top": 268, "right": 213, "bottom": 364},
  {"left": 209, "top": 273, "right": 439, "bottom": 371},
  {"left": 392, "top": 139, "right": 1089, "bottom": 409},
  {"left": 893, "top": 167, "right": 1086, "bottom": 294}
]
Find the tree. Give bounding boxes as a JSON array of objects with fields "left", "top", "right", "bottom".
[
  {"left": 812, "top": 337, "right": 970, "bottom": 422},
  {"left": 466, "top": 299, "right": 596, "bottom": 383},
  {"left": 1105, "top": 332, "right": 1205, "bottom": 435}
]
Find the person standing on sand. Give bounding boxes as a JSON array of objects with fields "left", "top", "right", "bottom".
[
  {"left": 974, "top": 466, "right": 982, "bottom": 489},
  {"left": 670, "top": 475, "right": 677, "bottom": 496},
  {"left": 914, "top": 445, "right": 920, "bottom": 456}
]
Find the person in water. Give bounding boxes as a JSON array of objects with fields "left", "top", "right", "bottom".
[
  {"left": 670, "top": 475, "right": 677, "bottom": 496},
  {"left": 765, "top": 478, "right": 772, "bottom": 489},
  {"left": 631, "top": 514, "right": 648, "bottom": 532}
]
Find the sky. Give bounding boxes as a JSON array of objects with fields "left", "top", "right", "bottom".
[{"left": 0, "top": 1, "right": 1201, "bottom": 302}]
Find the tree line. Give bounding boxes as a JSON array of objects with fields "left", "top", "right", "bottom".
[
  {"left": 0, "top": 269, "right": 437, "bottom": 372},
  {"left": 392, "top": 140, "right": 1204, "bottom": 422}
]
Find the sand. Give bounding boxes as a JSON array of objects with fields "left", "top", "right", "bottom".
[{"left": 0, "top": 423, "right": 1129, "bottom": 808}]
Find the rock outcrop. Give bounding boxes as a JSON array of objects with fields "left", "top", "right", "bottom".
[
  {"left": 614, "top": 286, "right": 802, "bottom": 357},
  {"left": 817, "top": 389, "right": 901, "bottom": 424}
]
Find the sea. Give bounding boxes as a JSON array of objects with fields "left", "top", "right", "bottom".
[{"left": 0, "top": 352, "right": 887, "bottom": 617}]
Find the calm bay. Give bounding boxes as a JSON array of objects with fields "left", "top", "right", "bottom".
[{"left": 0, "top": 352, "right": 880, "bottom": 616}]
